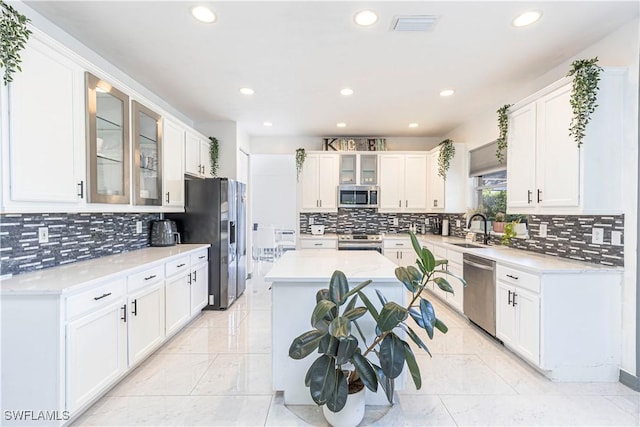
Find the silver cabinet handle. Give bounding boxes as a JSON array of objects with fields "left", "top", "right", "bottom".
[
  {"left": 93, "top": 292, "right": 111, "bottom": 301},
  {"left": 405, "top": 200, "right": 408, "bottom": 208},
  {"left": 144, "top": 274, "right": 157, "bottom": 281},
  {"left": 506, "top": 274, "right": 519, "bottom": 280},
  {"left": 399, "top": 200, "right": 401, "bottom": 207},
  {"left": 177, "top": 263, "right": 186, "bottom": 268},
  {"left": 166, "top": 192, "right": 170, "bottom": 203}
]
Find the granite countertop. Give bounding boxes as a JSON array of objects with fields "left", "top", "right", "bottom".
[
  {"left": 0, "top": 244, "right": 210, "bottom": 295},
  {"left": 265, "top": 249, "right": 397, "bottom": 282}
]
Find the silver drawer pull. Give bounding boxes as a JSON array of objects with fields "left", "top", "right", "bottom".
[
  {"left": 198, "top": 255, "right": 206, "bottom": 259},
  {"left": 314, "top": 243, "right": 323, "bottom": 246},
  {"left": 144, "top": 274, "right": 157, "bottom": 280},
  {"left": 395, "top": 243, "right": 404, "bottom": 246},
  {"left": 93, "top": 292, "right": 111, "bottom": 301},
  {"left": 177, "top": 263, "right": 186, "bottom": 268},
  {"left": 506, "top": 274, "right": 519, "bottom": 280}
]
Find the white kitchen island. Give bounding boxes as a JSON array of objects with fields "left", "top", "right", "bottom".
[{"left": 265, "top": 249, "right": 406, "bottom": 406}]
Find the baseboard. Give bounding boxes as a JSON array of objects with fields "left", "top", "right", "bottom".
[{"left": 619, "top": 369, "right": 640, "bottom": 391}]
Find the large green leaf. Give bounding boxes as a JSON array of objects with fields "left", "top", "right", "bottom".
[
  {"left": 421, "top": 248, "right": 436, "bottom": 272},
  {"left": 344, "top": 294, "right": 358, "bottom": 313},
  {"left": 357, "top": 291, "right": 379, "bottom": 321},
  {"left": 373, "top": 363, "right": 395, "bottom": 404},
  {"left": 409, "top": 231, "right": 422, "bottom": 257},
  {"left": 318, "top": 333, "right": 339, "bottom": 356},
  {"left": 316, "top": 288, "right": 330, "bottom": 303},
  {"left": 336, "top": 336, "right": 359, "bottom": 364},
  {"left": 442, "top": 269, "right": 467, "bottom": 287},
  {"left": 433, "top": 276, "right": 454, "bottom": 294},
  {"left": 395, "top": 267, "right": 417, "bottom": 293},
  {"left": 308, "top": 354, "right": 336, "bottom": 405},
  {"left": 311, "top": 299, "right": 337, "bottom": 328},
  {"left": 403, "top": 341, "right": 422, "bottom": 390},
  {"left": 344, "top": 306, "right": 367, "bottom": 322},
  {"left": 409, "top": 307, "right": 424, "bottom": 328},
  {"left": 419, "top": 298, "right": 436, "bottom": 339},
  {"left": 329, "top": 270, "right": 349, "bottom": 305},
  {"left": 352, "top": 352, "right": 378, "bottom": 392},
  {"left": 375, "top": 289, "right": 388, "bottom": 306},
  {"left": 379, "top": 333, "right": 406, "bottom": 379},
  {"left": 416, "top": 258, "right": 427, "bottom": 275},
  {"left": 325, "top": 369, "right": 348, "bottom": 413},
  {"left": 315, "top": 319, "right": 330, "bottom": 333},
  {"left": 406, "top": 265, "right": 423, "bottom": 283},
  {"left": 344, "top": 279, "right": 372, "bottom": 298},
  {"left": 435, "top": 318, "right": 449, "bottom": 334},
  {"left": 289, "top": 329, "right": 325, "bottom": 359},
  {"left": 377, "top": 302, "right": 408, "bottom": 332},
  {"left": 405, "top": 325, "right": 432, "bottom": 357},
  {"left": 329, "top": 316, "right": 351, "bottom": 338}
]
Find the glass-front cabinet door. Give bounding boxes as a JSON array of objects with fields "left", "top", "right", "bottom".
[
  {"left": 339, "top": 154, "right": 357, "bottom": 184},
  {"left": 86, "top": 72, "right": 130, "bottom": 204},
  {"left": 132, "top": 101, "right": 162, "bottom": 206},
  {"left": 360, "top": 154, "right": 378, "bottom": 185}
]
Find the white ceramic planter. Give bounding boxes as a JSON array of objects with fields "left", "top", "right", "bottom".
[{"left": 322, "top": 387, "right": 366, "bottom": 427}]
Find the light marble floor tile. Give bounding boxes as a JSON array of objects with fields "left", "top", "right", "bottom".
[
  {"left": 187, "top": 309, "right": 248, "bottom": 329},
  {"left": 190, "top": 353, "right": 273, "bottom": 396},
  {"left": 265, "top": 392, "right": 320, "bottom": 426},
  {"left": 370, "top": 395, "right": 455, "bottom": 426}
]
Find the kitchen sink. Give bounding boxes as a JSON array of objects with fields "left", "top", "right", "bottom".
[{"left": 451, "top": 243, "right": 486, "bottom": 249}]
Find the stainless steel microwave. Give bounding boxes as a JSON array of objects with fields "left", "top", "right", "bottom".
[{"left": 338, "top": 185, "right": 379, "bottom": 208}]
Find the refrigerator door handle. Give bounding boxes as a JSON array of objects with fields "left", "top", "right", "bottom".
[{"left": 230, "top": 221, "right": 236, "bottom": 244}]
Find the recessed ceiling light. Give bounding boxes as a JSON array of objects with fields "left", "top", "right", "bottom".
[
  {"left": 354, "top": 10, "right": 378, "bottom": 26},
  {"left": 239, "top": 87, "right": 254, "bottom": 95},
  {"left": 337, "top": 122, "right": 347, "bottom": 128},
  {"left": 408, "top": 123, "right": 419, "bottom": 128},
  {"left": 512, "top": 11, "right": 542, "bottom": 27},
  {"left": 191, "top": 6, "right": 216, "bottom": 23},
  {"left": 263, "top": 121, "right": 273, "bottom": 127},
  {"left": 440, "top": 89, "right": 455, "bottom": 97},
  {"left": 340, "top": 88, "right": 354, "bottom": 96}
]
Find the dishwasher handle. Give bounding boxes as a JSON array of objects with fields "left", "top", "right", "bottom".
[{"left": 463, "top": 259, "right": 495, "bottom": 271}]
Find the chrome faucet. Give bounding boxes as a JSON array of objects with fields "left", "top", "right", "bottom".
[{"left": 468, "top": 213, "right": 489, "bottom": 245}]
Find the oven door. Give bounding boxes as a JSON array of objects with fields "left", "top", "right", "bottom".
[{"left": 337, "top": 242, "right": 382, "bottom": 253}]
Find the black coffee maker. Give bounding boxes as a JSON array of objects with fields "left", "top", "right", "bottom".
[{"left": 431, "top": 217, "right": 442, "bottom": 235}]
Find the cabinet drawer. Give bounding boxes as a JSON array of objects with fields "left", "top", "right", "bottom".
[
  {"left": 446, "top": 249, "right": 463, "bottom": 265},
  {"left": 497, "top": 265, "right": 540, "bottom": 293},
  {"left": 128, "top": 265, "right": 164, "bottom": 293},
  {"left": 191, "top": 249, "right": 209, "bottom": 265},
  {"left": 66, "top": 279, "right": 125, "bottom": 320},
  {"left": 165, "top": 256, "right": 190, "bottom": 278},
  {"left": 383, "top": 239, "right": 411, "bottom": 249},
  {"left": 300, "top": 239, "right": 337, "bottom": 249}
]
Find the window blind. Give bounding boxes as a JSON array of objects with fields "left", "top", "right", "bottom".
[{"left": 469, "top": 141, "right": 506, "bottom": 177}]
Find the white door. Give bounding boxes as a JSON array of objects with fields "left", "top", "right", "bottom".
[
  {"left": 165, "top": 274, "right": 191, "bottom": 336},
  {"left": 317, "top": 154, "right": 339, "bottom": 210},
  {"left": 163, "top": 119, "right": 185, "bottom": 207},
  {"left": 514, "top": 287, "right": 540, "bottom": 365},
  {"left": 495, "top": 282, "right": 516, "bottom": 347},
  {"left": 428, "top": 151, "right": 445, "bottom": 210},
  {"left": 128, "top": 283, "right": 165, "bottom": 366},
  {"left": 300, "top": 154, "right": 320, "bottom": 210},
  {"left": 66, "top": 301, "right": 127, "bottom": 413},
  {"left": 403, "top": 154, "right": 428, "bottom": 212},
  {"left": 190, "top": 263, "right": 209, "bottom": 316},
  {"left": 185, "top": 131, "right": 202, "bottom": 176},
  {"left": 506, "top": 103, "right": 537, "bottom": 210},
  {"left": 379, "top": 155, "right": 404, "bottom": 211},
  {"left": 536, "top": 84, "right": 580, "bottom": 208}
]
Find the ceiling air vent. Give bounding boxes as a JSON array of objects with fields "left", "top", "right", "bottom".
[{"left": 391, "top": 15, "right": 438, "bottom": 32}]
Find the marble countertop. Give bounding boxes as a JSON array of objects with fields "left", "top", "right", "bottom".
[
  {"left": 265, "top": 249, "right": 398, "bottom": 283},
  {"left": 0, "top": 244, "right": 210, "bottom": 295},
  {"left": 298, "top": 233, "right": 338, "bottom": 240}
]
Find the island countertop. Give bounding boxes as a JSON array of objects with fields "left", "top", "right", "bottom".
[{"left": 264, "top": 249, "right": 398, "bottom": 283}]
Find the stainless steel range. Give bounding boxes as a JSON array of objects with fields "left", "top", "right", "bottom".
[{"left": 337, "top": 234, "right": 383, "bottom": 253}]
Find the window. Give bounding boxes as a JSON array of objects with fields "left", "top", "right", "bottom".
[{"left": 474, "top": 170, "right": 506, "bottom": 221}]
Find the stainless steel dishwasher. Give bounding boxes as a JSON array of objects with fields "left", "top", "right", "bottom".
[{"left": 463, "top": 253, "right": 497, "bottom": 337}]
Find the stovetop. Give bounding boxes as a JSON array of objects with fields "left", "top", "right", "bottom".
[{"left": 337, "top": 234, "right": 382, "bottom": 242}]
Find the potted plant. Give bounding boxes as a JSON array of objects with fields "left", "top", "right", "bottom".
[
  {"left": 295, "top": 148, "right": 306, "bottom": 182},
  {"left": 1, "top": 2, "right": 32, "bottom": 85},
  {"left": 208, "top": 136, "right": 219, "bottom": 177},
  {"left": 501, "top": 220, "right": 519, "bottom": 245},
  {"left": 289, "top": 231, "right": 465, "bottom": 426},
  {"left": 437, "top": 139, "right": 455, "bottom": 180},
  {"left": 495, "top": 104, "right": 511, "bottom": 163},
  {"left": 493, "top": 212, "right": 505, "bottom": 233},
  {"left": 567, "top": 57, "right": 602, "bottom": 147}
]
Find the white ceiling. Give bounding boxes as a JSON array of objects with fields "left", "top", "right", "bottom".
[{"left": 24, "top": 1, "right": 639, "bottom": 137}]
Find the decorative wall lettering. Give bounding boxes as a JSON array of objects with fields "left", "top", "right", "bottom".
[{"left": 322, "top": 138, "right": 386, "bottom": 151}]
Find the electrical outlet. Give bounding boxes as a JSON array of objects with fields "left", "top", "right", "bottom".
[
  {"left": 136, "top": 221, "right": 143, "bottom": 234},
  {"left": 424, "top": 218, "right": 429, "bottom": 225},
  {"left": 539, "top": 224, "right": 548, "bottom": 238},
  {"left": 38, "top": 227, "right": 49, "bottom": 243},
  {"left": 456, "top": 219, "right": 461, "bottom": 228},
  {"left": 309, "top": 217, "right": 314, "bottom": 225},
  {"left": 611, "top": 230, "right": 623, "bottom": 246},
  {"left": 592, "top": 227, "right": 604, "bottom": 244},
  {"left": 393, "top": 218, "right": 399, "bottom": 226}
]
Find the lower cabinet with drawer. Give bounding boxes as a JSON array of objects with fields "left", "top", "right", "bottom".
[
  {"left": 190, "top": 249, "right": 209, "bottom": 315},
  {"left": 383, "top": 238, "right": 415, "bottom": 267},
  {"left": 164, "top": 255, "right": 192, "bottom": 337},
  {"left": 299, "top": 238, "right": 337, "bottom": 249}
]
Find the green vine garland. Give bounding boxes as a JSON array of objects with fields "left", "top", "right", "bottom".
[
  {"left": 567, "top": 57, "right": 602, "bottom": 147},
  {"left": 496, "top": 104, "right": 511, "bottom": 163},
  {"left": 437, "top": 139, "right": 455, "bottom": 180},
  {"left": 295, "top": 148, "right": 306, "bottom": 182},
  {"left": 208, "top": 136, "right": 219, "bottom": 177},
  {"left": 0, "top": 1, "right": 32, "bottom": 86}
]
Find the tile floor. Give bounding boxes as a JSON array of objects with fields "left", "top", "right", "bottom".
[{"left": 73, "top": 261, "right": 640, "bottom": 426}]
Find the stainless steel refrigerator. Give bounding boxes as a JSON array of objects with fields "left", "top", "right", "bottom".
[{"left": 167, "top": 178, "right": 246, "bottom": 310}]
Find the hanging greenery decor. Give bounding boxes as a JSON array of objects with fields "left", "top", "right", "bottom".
[
  {"left": 495, "top": 104, "right": 511, "bottom": 163},
  {"left": 0, "top": 2, "right": 32, "bottom": 86},
  {"left": 208, "top": 136, "right": 219, "bottom": 177},
  {"left": 567, "top": 57, "right": 602, "bottom": 147},
  {"left": 295, "top": 148, "right": 306, "bottom": 182},
  {"left": 437, "top": 139, "right": 455, "bottom": 180}
]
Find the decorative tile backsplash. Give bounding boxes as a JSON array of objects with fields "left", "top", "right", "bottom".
[
  {"left": 299, "top": 210, "right": 624, "bottom": 267},
  {"left": 0, "top": 213, "right": 160, "bottom": 277}
]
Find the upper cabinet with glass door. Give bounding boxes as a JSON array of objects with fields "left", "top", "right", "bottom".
[
  {"left": 86, "top": 72, "right": 130, "bottom": 204},
  {"left": 360, "top": 154, "right": 377, "bottom": 185},
  {"left": 339, "top": 154, "right": 377, "bottom": 185},
  {"left": 132, "top": 101, "right": 162, "bottom": 206}
]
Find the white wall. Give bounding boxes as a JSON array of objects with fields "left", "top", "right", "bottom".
[
  {"left": 445, "top": 18, "right": 640, "bottom": 378},
  {"left": 251, "top": 154, "right": 297, "bottom": 230}
]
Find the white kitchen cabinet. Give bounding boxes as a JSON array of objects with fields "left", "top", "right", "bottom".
[
  {"left": 163, "top": 119, "right": 185, "bottom": 208},
  {"left": 66, "top": 280, "right": 127, "bottom": 414},
  {"left": 382, "top": 238, "right": 415, "bottom": 267},
  {"left": 339, "top": 153, "right": 378, "bottom": 185},
  {"left": 1, "top": 33, "right": 86, "bottom": 212},
  {"left": 164, "top": 255, "right": 192, "bottom": 337},
  {"left": 379, "top": 153, "right": 427, "bottom": 213},
  {"left": 427, "top": 151, "right": 445, "bottom": 210},
  {"left": 426, "top": 144, "right": 468, "bottom": 213},
  {"left": 300, "top": 153, "right": 339, "bottom": 212},
  {"left": 507, "top": 69, "right": 626, "bottom": 215},
  {"left": 190, "top": 250, "right": 209, "bottom": 315},
  {"left": 299, "top": 238, "right": 337, "bottom": 249},
  {"left": 127, "top": 266, "right": 165, "bottom": 366},
  {"left": 185, "top": 130, "right": 212, "bottom": 178}
]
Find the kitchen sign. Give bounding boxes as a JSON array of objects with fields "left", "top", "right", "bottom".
[{"left": 322, "top": 137, "right": 386, "bottom": 151}]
